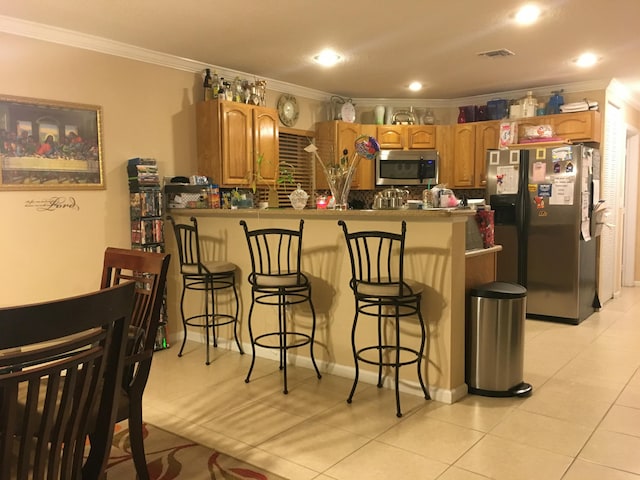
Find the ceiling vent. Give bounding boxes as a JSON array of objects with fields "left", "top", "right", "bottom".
[{"left": 477, "top": 48, "right": 516, "bottom": 58}]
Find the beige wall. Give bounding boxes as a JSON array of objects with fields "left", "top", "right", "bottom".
[{"left": 0, "top": 32, "right": 201, "bottom": 305}]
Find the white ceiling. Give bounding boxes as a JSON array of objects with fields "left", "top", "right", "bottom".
[{"left": 2, "top": 0, "right": 640, "bottom": 103}]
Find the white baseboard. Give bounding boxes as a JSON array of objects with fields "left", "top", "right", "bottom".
[{"left": 168, "top": 332, "right": 467, "bottom": 404}]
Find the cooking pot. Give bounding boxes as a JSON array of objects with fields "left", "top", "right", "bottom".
[{"left": 373, "top": 187, "right": 409, "bottom": 210}]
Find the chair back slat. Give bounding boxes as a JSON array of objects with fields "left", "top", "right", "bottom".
[
  {"left": 167, "top": 216, "right": 205, "bottom": 274},
  {"left": 338, "top": 220, "right": 408, "bottom": 297},
  {"left": 0, "top": 282, "right": 135, "bottom": 480},
  {"left": 240, "top": 220, "right": 305, "bottom": 283}
]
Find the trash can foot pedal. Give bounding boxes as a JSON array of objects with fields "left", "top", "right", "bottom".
[{"left": 468, "top": 382, "right": 532, "bottom": 398}]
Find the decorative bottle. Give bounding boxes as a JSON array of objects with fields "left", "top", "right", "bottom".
[
  {"left": 521, "top": 91, "right": 538, "bottom": 118},
  {"left": 374, "top": 105, "right": 385, "bottom": 125},
  {"left": 457, "top": 107, "right": 466, "bottom": 123},
  {"left": 211, "top": 70, "right": 219, "bottom": 99},
  {"left": 218, "top": 78, "right": 226, "bottom": 100},
  {"left": 203, "top": 69, "right": 213, "bottom": 101}
]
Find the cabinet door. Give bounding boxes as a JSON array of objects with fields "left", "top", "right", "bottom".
[
  {"left": 436, "top": 125, "right": 453, "bottom": 186},
  {"left": 474, "top": 121, "right": 499, "bottom": 187},
  {"left": 337, "top": 122, "right": 361, "bottom": 187},
  {"left": 452, "top": 124, "right": 475, "bottom": 188},
  {"left": 408, "top": 125, "right": 436, "bottom": 149},
  {"left": 196, "top": 100, "right": 222, "bottom": 183},
  {"left": 220, "top": 102, "right": 253, "bottom": 185},
  {"left": 377, "top": 125, "right": 406, "bottom": 149},
  {"left": 253, "top": 106, "right": 279, "bottom": 184},
  {"left": 314, "top": 121, "right": 337, "bottom": 190},
  {"left": 553, "top": 111, "right": 601, "bottom": 142},
  {"left": 357, "top": 124, "right": 376, "bottom": 189}
]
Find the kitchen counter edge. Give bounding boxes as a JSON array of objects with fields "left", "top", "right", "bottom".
[{"left": 167, "top": 207, "right": 476, "bottom": 221}]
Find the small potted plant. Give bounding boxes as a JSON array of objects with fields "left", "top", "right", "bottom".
[{"left": 250, "top": 153, "right": 296, "bottom": 208}]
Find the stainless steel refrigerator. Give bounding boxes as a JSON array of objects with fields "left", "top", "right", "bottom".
[{"left": 485, "top": 145, "right": 599, "bottom": 324}]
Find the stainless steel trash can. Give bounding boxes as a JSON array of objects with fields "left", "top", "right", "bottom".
[{"left": 466, "top": 281, "right": 532, "bottom": 397}]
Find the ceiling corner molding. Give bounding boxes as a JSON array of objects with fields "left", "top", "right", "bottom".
[
  {"left": 608, "top": 78, "right": 640, "bottom": 111},
  {"left": 0, "top": 14, "right": 331, "bottom": 102}
]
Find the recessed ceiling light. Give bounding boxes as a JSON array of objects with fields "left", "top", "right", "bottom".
[
  {"left": 515, "top": 4, "right": 541, "bottom": 25},
  {"left": 408, "top": 82, "right": 422, "bottom": 92},
  {"left": 313, "top": 49, "right": 341, "bottom": 67},
  {"left": 574, "top": 52, "right": 599, "bottom": 68}
]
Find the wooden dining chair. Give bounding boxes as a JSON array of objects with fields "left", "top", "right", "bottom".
[
  {"left": 99, "top": 247, "right": 170, "bottom": 480},
  {"left": 0, "top": 281, "right": 135, "bottom": 480}
]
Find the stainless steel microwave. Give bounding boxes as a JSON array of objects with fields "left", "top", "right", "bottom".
[{"left": 375, "top": 149, "right": 439, "bottom": 186}]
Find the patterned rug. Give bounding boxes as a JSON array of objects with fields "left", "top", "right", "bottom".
[{"left": 106, "top": 422, "right": 286, "bottom": 479}]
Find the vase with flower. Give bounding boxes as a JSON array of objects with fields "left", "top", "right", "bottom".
[{"left": 305, "top": 135, "right": 380, "bottom": 210}]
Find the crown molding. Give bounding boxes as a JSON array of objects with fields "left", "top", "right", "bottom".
[
  {"left": 0, "top": 15, "right": 331, "bottom": 102},
  {"left": 2, "top": 15, "right": 636, "bottom": 109}
]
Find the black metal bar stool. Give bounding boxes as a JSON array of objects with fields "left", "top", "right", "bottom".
[
  {"left": 168, "top": 216, "right": 243, "bottom": 365},
  {"left": 239, "top": 219, "right": 321, "bottom": 394},
  {"left": 338, "top": 219, "right": 429, "bottom": 417}
]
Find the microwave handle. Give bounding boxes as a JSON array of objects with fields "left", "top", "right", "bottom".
[{"left": 418, "top": 159, "right": 426, "bottom": 183}]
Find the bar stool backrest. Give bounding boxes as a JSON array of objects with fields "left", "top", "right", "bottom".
[
  {"left": 168, "top": 216, "right": 207, "bottom": 275},
  {"left": 240, "top": 219, "right": 305, "bottom": 286},
  {"left": 338, "top": 220, "right": 409, "bottom": 298}
]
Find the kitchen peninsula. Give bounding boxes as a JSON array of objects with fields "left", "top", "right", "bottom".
[{"left": 165, "top": 207, "right": 494, "bottom": 404}]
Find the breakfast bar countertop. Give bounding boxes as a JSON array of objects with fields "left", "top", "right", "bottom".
[{"left": 171, "top": 206, "right": 477, "bottom": 219}]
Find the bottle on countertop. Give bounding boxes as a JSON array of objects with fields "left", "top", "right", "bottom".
[
  {"left": 520, "top": 90, "right": 538, "bottom": 118},
  {"left": 203, "top": 68, "right": 213, "bottom": 101}
]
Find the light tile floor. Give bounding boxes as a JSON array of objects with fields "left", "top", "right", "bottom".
[{"left": 144, "top": 287, "right": 640, "bottom": 479}]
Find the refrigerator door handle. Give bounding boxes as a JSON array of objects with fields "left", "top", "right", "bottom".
[{"left": 516, "top": 149, "right": 530, "bottom": 286}]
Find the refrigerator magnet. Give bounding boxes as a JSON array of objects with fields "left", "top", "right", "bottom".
[
  {"left": 536, "top": 148, "right": 546, "bottom": 160},
  {"left": 538, "top": 184, "right": 552, "bottom": 197},
  {"left": 554, "top": 162, "right": 561, "bottom": 173},
  {"left": 532, "top": 162, "right": 546, "bottom": 182}
]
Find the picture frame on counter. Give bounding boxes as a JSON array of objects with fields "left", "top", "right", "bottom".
[{"left": 0, "top": 94, "right": 104, "bottom": 190}]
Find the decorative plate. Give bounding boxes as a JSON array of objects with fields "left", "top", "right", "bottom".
[
  {"left": 341, "top": 99, "right": 356, "bottom": 123},
  {"left": 277, "top": 94, "right": 299, "bottom": 127}
]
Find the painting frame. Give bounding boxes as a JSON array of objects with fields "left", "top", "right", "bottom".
[{"left": 0, "top": 94, "right": 105, "bottom": 190}]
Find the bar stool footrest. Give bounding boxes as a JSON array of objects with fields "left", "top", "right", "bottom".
[
  {"left": 254, "top": 331, "right": 312, "bottom": 350},
  {"left": 355, "top": 345, "right": 422, "bottom": 368}
]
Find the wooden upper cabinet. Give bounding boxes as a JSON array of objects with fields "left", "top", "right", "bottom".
[
  {"left": 252, "top": 107, "right": 279, "bottom": 184},
  {"left": 436, "top": 125, "right": 453, "bottom": 186},
  {"left": 517, "top": 110, "right": 601, "bottom": 143},
  {"left": 552, "top": 111, "right": 601, "bottom": 142},
  {"left": 452, "top": 124, "right": 475, "bottom": 188},
  {"left": 407, "top": 125, "right": 436, "bottom": 149},
  {"left": 315, "top": 121, "right": 373, "bottom": 190},
  {"left": 220, "top": 102, "right": 253, "bottom": 184},
  {"left": 196, "top": 99, "right": 279, "bottom": 187},
  {"left": 376, "top": 125, "right": 437, "bottom": 150},
  {"left": 377, "top": 125, "right": 406, "bottom": 149},
  {"left": 474, "top": 121, "right": 499, "bottom": 188},
  {"left": 358, "top": 124, "right": 376, "bottom": 189},
  {"left": 450, "top": 120, "right": 499, "bottom": 188}
]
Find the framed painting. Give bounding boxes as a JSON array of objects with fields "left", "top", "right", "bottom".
[{"left": 0, "top": 95, "right": 104, "bottom": 190}]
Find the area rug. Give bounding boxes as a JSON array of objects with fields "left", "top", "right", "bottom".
[{"left": 105, "top": 422, "right": 286, "bottom": 480}]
